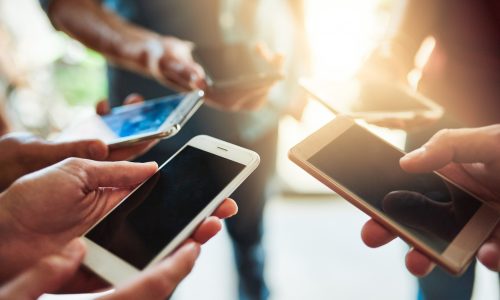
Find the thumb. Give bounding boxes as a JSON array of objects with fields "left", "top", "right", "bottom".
[
  {"left": 101, "top": 241, "right": 200, "bottom": 300},
  {"left": 0, "top": 239, "right": 85, "bottom": 299},
  {"left": 39, "top": 140, "right": 109, "bottom": 163}
]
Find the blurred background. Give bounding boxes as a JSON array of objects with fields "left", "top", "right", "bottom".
[{"left": 1, "top": 0, "right": 498, "bottom": 299}]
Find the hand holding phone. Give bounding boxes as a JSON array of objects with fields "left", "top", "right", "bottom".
[
  {"left": 83, "top": 135, "right": 259, "bottom": 285},
  {"left": 289, "top": 116, "right": 499, "bottom": 275},
  {"left": 194, "top": 43, "right": 283, "bottom": 111},
  {"left": 57, "top": 91, "right": 204, "bottom": 149},
  {"left": 363, "top": 125, "right": 500, "bottom": 275},
  {"left": 300, "top": 78, "right": 443, "bottom": 130},
  {"left": 0, "top": 156, "right": 239, "bottom": 293}
]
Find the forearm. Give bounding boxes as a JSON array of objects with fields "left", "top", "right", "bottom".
[
  {"left": 385, "top": 0, "right": 442, "bottom": 68},
  {"left": 47, "top": 0, "right": 160, "bottom": 76}
]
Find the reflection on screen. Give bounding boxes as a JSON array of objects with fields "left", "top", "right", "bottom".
[
  {"left": 102, "top": 95, "right": 183, "bottom": 138},
  {"left": 352, "top": 81, "right": 427, "bottom": 112},
  {"left": 87, "top": 146, "right": 245, "bottom": 269},
  {"left": 309, "top": 124, "right": 480, "bottom": 253}
]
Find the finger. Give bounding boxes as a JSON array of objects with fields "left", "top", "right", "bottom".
[
  {"left": 0, "top": 239, "right": 85, "bottom": 298},
  {"left": 59, "top": 159, "right": 158, "bottom": 190},
  {"left": 159, "top": 59, "right": 197, "bottom": 91},
  {"left": 477, "top": 226, "right": 500, "bottom": 271},
  {"left": 191, "top": 216, "right": 222, "bottom": 244},
  {"left": 401, "top": 126, "right": 500, "bottom": 173},
  {"left": 102, "top": 242, "right": 200, "bottom": 300},
  {"left": 212, "top": 198, "right": 238, "bottom": 219},
  {"left": 124, "top": 94, "right": 144, "bottom": 105},
  {"left": 38, "top": 139, "right": 109, "bottom": 163},
  {"left": 361, "top": 219, "right": 396, "bottom": 248},
  {"left": 405, "top": 248, "right": 435, "bottom": 277},
  {"left": 96, "top": 100, "right": 110, "bottom": 116}
]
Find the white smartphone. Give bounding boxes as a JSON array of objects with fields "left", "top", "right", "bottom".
[
  {"left": 300, "top": 78, "right": 443, "bottom": 122},
  {"left": 82, "top": 135, "right": 260, "bottom": 285},
  {"left": 57, "top": 90, "right": 204, "bottom": 148},
  {"left": 289, "top": 116, "right": 500, "bottom": 275}
]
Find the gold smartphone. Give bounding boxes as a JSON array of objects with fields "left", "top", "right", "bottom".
[
  {"left": 300, "top": 78, "right": 443, "bottom": 123},
  {"left": 289, "top": 116, "right": 499, "bottom": 275}
]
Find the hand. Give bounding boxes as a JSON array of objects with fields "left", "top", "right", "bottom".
[
  {"left": 202, "top": 43, "right": 284, "bottom": 111},
  {"left": 0, "top": 158, "right": 237, "bottom": 290},
  {"left": 141, "top": 36, "right": 205, "bottom": 92},
  {"left": 0, "top": 133, "right": 108, "bottom": 191},
  {"left": 361, "top": 126, "right": 500, "bottom": 275},
  {"left": 95, "top": 93, "right": 159, "bottom": 161},
  {"left": 0, "top": 238, "right": 203, "bottom": 300}
]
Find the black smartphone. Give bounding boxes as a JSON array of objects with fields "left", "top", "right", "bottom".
[{"left": 193, "top": 43, "right": 282, "bottom": 90}]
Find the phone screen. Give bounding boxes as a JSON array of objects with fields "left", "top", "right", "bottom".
[
  {"left": 308, "top": 124, "right": 481, "bottom": 253},
  {"left": 352, "top": 81, "right": 428, "bottom": 112},
  {"left": 86, "top": 146, "right": 245, "bottom": 269},
  {"left": 194, "top": 44, "right": 274, "bottom": 81},
  {"left": 102, "top": 94, "right": 183, "bottom": 138}
]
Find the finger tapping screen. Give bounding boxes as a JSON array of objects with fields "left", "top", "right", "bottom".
[
  {"left": 87, "top": 146, "right": 245, "bottom": 269},
  {"left": 308, "top": 124, "right": 480, "bottom": 253},
  {"left": 102, "top": 94, "right": 184, "bottom": 138}
]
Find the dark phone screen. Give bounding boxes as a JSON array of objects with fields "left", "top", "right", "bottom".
[
  {"left": 309, "top": 124, "right": 480, "bottom": 253},
  {"left": 102, "top": 94, "right": 184, "bottom": 138},
  {"left": 87, "top": 146, "right": 245, "bottom": 269},
  {"left": 193, "top": 44, "right": 275, "bottom": 81}
]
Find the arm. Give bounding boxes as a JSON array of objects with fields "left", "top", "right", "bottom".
[
  {"left": 364, "top": 0, "right": 444, "bottom": 79},
  {"left": 47, "top": 0, "right": 203, "bottom": 91}
]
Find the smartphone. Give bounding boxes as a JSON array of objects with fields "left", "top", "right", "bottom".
[
  {"left": 193, "top": 43, "right": 282, "bottom": 90},
  {"left": 82, "top": 135, "right": 260, "bottom": 285},
  {"left": 289, "top": 116, "right": 499, "bottom": 275},
  {"left": 300, "top": 78, "right": 443, "bottom": 122},
  {"left": 57, "top": 90, "right": 204, "bottom": 148}
]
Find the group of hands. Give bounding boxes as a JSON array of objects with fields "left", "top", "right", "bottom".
[
  {"left": 0, "top": 95, "right": 239, "bottom": 299},
  {"left": 1, "top": 31, "right": 500, "bottom": 299},
  {"left": 0, "top": 34, "right": 285, "bottom": 299}
]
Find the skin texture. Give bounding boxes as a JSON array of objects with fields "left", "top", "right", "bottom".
[
  {"left": 0, "top": 158, "right": 238, "bottom": 294},
  {"left": 0, "top": 94, "right": 157, "bottom": 192},
  {"left": 0, "top": 238, "right": 202, "bottom": 300},
  {"left": 48, "top": 0, "right": 282, "bottom": 112},
  {"left": 361, "top": 126, "right": 500, "bottom": 276}
]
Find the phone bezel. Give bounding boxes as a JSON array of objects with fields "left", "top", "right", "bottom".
[
  {"left": 288, "top": 116, "right": 499, "bottom": 275},
  {"left": 82, "top": 135, "right": 260, "bottom": 285},
  {"left": 299, "top": 78, "right": 444, "bottom": 122}
]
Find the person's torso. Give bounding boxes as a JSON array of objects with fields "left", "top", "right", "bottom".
[{"left": 419, "top": 0, "right": 500, "bottom": 126}]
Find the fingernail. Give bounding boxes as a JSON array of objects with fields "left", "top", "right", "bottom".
[
  {"left": 62, "top": 239, "right": 85, "bottom": 259},
  {"left": 402, "top": 147, "right": 426, "bottom": 162},
  {"left": 145, "top": 161, "right": 158, "bottom": 168},
  {"left": 184, "top": 241, "right": 201, "bottom": 256},
  {"left": 169, "top": 62, "right": 184, "bottom": 72}
]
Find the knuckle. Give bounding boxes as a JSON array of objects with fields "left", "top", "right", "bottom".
[
  {"left": 142, "top": 274, "right": 174, "bottom": 298},
  {"left": 38, "top": 256, "right": 67, "bottom": 276}
]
